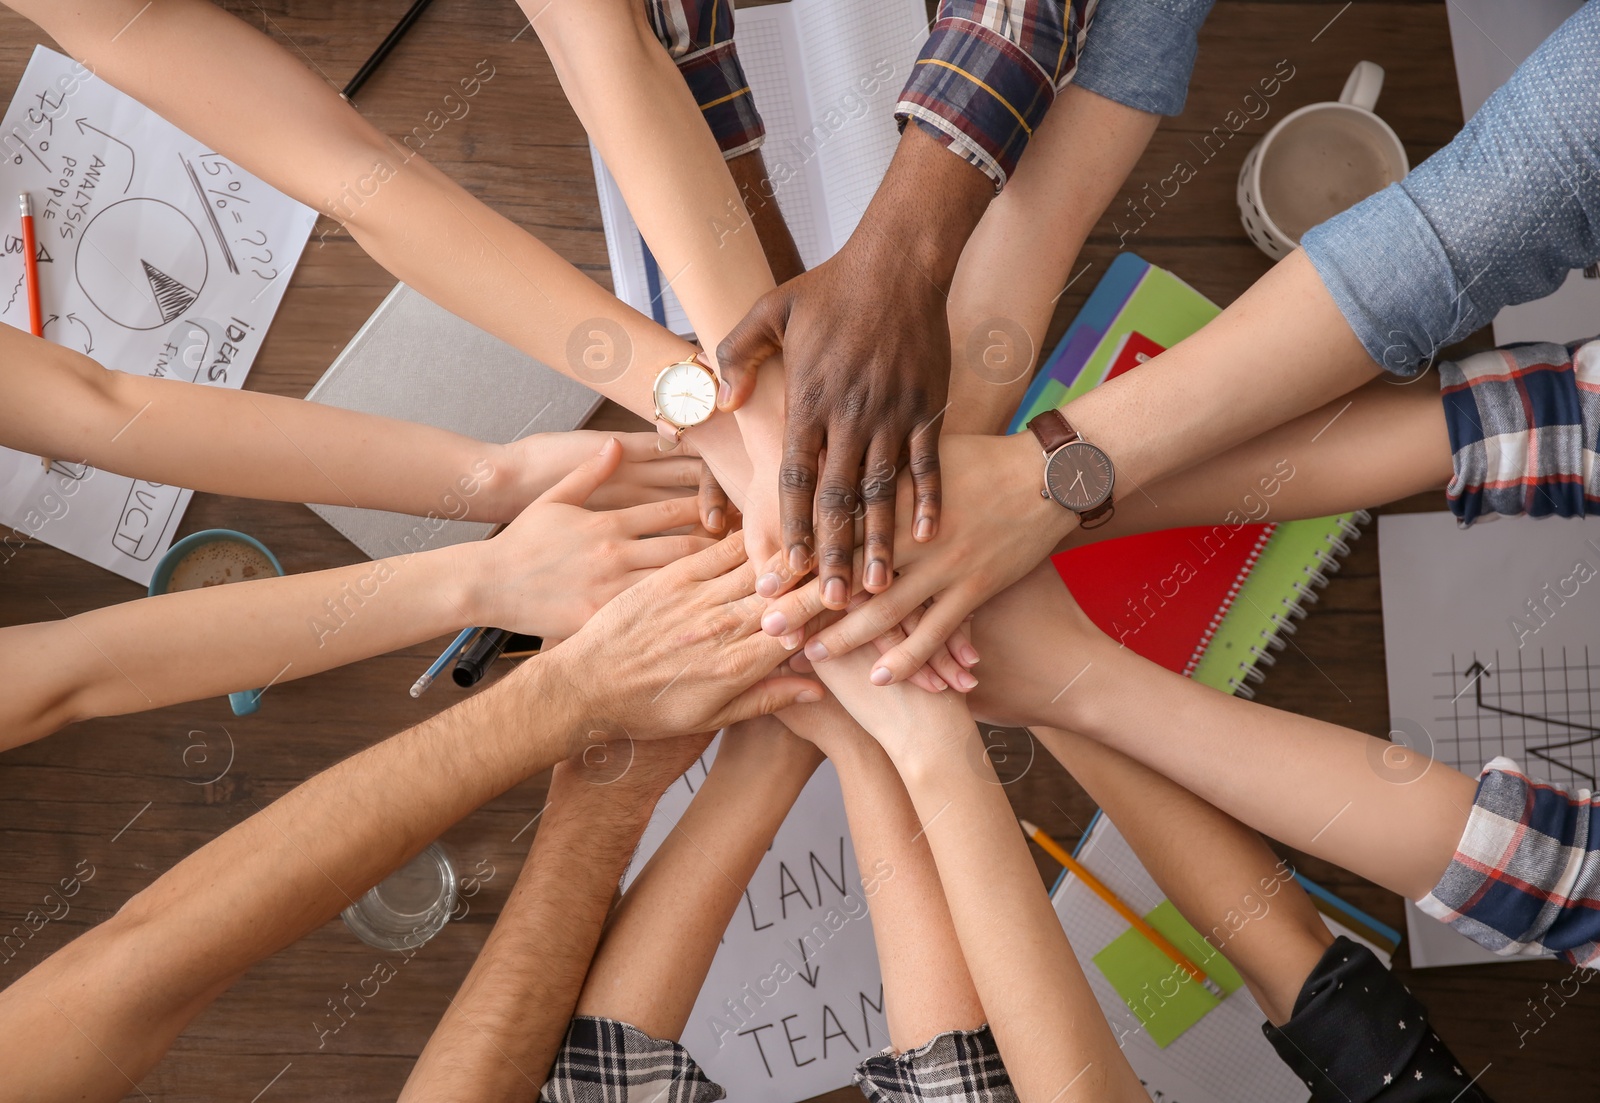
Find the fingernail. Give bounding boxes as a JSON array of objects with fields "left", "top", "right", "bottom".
[
  {"left": 870, "top": 666, "right": 892, "bottom": 686},
  {"left": 762, "top": 610, "right": 788, "bottom": 636},
  {"left": 717, "top": 381, "right": 733, "bottom": 408},
  {"left": 960, "top": 645, "right": 980, "bottom": 666},
  {"left": 757, "top": 573, "right": 781, "bottom": 597},
  {"left": 864, "top": 560, "right": 888, "bottom": 589},
  {"left": 824, "top": 579, "right": 847, "bottom": 607},
  {"left": 805, "top": 639, "right": 830, "bottom": 662},
  {"left": 789, "top": 545, "right": 810, "bottom": 573},
  {"left": 781, "top": 633, "right": 801, "bottom": 650},
  {"left": 956, "top": 670, "right": 978, "bottom": 691},
  {"left": 707, "top": 507, "right": 724, "bottom": 533},
  {"left": 796, "top": 688, "right": 822, "bottom": 704},
  {"left": 929, "top": 673, "right": 948, "bottom": 691},
  {"left": 914, "top": 517, "right": 934, "bottom": 541}
]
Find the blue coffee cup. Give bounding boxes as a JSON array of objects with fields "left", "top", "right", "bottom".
[{"left": 149, "top": 529, "right": 284, "bottom": 716}]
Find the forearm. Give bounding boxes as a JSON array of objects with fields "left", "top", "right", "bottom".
[
  {"left": 401, "top": 782, "right": 655, "bottom": 1100},
  {"left": 886, "top": 722, "right": 1144, "bottom": 1102},
  {"left": 0, "top": 657, "right": 579, "bottom": 1101},
  {"left": 1061, "top": 374, "right": 1449, "bottom": 549},
  {"left": 728, "top": 150, "right": 805, "bottom": 286},
  {"left": 1, "top": 542, "right": 484, "bottom": 747},
  {"left": 947, "top": 87, "right": 1160, "bottom": 435},
  {"left": 972, "top": 593, "right": 1475, "bottom": 900},
  {"left": 1034, "top": 728, "right": 1329, "bottom": 1026},
  {"left": 573, "top": 734, "right": 816, "bottom": 1039},
  {"left": 23, "top": 0, "right": 690, "bottom": 423},
  {"left": 1055, "top": 251, "right": 1380, "bottom": 542},
  {"left": 826, "top": 735, "right": 984, "bottom": 1050},
  {"left": 2, "top": 327, "right": 533, "bottom": 519}
]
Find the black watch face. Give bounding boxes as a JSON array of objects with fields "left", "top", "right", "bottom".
[{"left": 1044, "top": 441, "right": 1114, "bottom": 512}]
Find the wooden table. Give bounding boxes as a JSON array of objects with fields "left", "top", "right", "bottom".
[{"left": 0, "top": 2, "right": 1588, "bottom": 1100}]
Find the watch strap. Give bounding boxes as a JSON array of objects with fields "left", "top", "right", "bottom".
[{"left": 1028, "top": 408, "right": 1080, "bottom": 453}]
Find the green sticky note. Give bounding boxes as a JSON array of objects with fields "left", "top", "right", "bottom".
[{"left": 1092, "top": 900, "right": 1245, "bottom": 1047}]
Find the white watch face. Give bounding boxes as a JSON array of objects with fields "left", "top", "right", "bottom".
[{"left": 654, "top": 360, "right": 718, "bottom": 429}]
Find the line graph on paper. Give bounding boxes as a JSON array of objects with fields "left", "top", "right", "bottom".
[{"left": 1433, "top": 647, "right": 1600, "bottom": 790}]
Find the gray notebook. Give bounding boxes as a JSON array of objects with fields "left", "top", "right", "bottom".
[{"left": 304, "top": 284, "right": 603, "bottom": 559}]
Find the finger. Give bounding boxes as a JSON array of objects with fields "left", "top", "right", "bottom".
[
  {"left": 677, "top": 530, "right": 748, "bottom": 583},
  {"left": 613, "top": 432, "right": 684, "bottom": 464},
  {"left": 946, "top": 619, "right": 980, "bottom": 669},
  {"left": 715, "top": 291, "right": 790, "bottom": 412},
  {"left": 698, "top": 464, "right": 731, "bottom": 535},
  {"left": 859, "top": 438, "right": 899, "bottom": 594},
  {"left": 814, "top": 435, "right": 866, "bottom": 610},
  {"left": 908, "top": 417, "right": 943, "bottom": 543},
  {"left": 864, "top": 608, "right": 943, "bottom": 694},
  {"left": 893, "top": 604, "right": 970, "bottom": 692},
  {"left": 617, "top": 494, "right": 702, "bottom": 537},
  {"left": 626, "top": 455, "right": 704, "bottom": 490},
  {"left": 801, "top": 580, "right": 927, "bottom": 663},
  {"left": 712, "top": 673, "right": 826, "bottom": 729},
  {"left": 623, "top": 533, "right": 716, "bottom": 571},
  {"left": 872, "top": 591, "right": 974, "bottom": 686},
  {"left": 777, "top": 419, "right": 825, "bottom": 586},
  {"left": 539, "top": 437, "right": 623, "bottom": 506}
]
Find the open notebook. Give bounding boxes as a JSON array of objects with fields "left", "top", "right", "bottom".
[{"left": 593, "top": 0, "right": 929, "bottom": 334}]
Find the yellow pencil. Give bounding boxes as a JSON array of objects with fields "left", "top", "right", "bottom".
[{"left": 1020, "top": 818, "right": 1223, "bottom": 998}]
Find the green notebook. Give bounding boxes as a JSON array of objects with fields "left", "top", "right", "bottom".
[{"left": 1015, "top": 256, "right": 1366, "bottom": 698}]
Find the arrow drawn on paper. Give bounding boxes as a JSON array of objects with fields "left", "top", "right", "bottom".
[
  {"left": 73, "top": 118, "right": 136, "bottom": 192},
  {"left": 795, "top": 938, "right": 821, "bottom": 988}
]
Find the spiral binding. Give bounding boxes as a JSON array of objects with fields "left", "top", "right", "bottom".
[{"left": 1231, "top": 510, "right": 1370, "bottom": 700}]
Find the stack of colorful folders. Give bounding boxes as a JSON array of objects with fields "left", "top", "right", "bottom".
[{"left": 1008, "top": 253, "right": 1367, "bottom": 697}]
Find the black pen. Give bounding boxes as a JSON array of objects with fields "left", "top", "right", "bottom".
[
  {"left": 342, "top": 0, "right": 436, "bottom": 102},
  {"left": 452, "top": 627, "right": 514, "bottom": 688}
]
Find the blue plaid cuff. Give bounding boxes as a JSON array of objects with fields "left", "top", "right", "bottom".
[
  {"left": 677, "top": 41, "right": 765, "bottom": 159},
  {"left": 1417, "top": 757, "right": 1600, "bottom": 970},
  {"left": 1440, "top": 337, "right": 1600, "bottom": 524}
]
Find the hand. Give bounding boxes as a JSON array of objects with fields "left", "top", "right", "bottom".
[
  {"left": 464, "top": 439, "right": 714, "bottom": 638},
  {"left": 551, "top": 530, "right": 828, "bottom": 741},
  {"left": 766, "top": 431, "right": 1074, "bottom": 685},
  {"left": 808, "top": 638, "right": 977, "bottom": 768},
  {"left": 717, "top": 128, "right": 992, "bottom": 612},
  {"left": 777, "top": 688, "right": 878, "bottom": 764},
  {"left": 500, "top": 430, "right": 703, "bottom": 514},
  {"left": 964, "top": 560, "right": 1107, "bottom": 732}
]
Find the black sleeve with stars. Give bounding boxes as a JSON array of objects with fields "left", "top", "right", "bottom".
[{"left": 1260, "top": 937, "right": 1495, "bottom": 1103}]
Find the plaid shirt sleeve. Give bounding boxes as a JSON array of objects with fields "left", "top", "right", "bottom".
[
  {"left": 1439, "top": 336, "right": 1600, "bottom": 525},
  {"left": 1416, "top": 757, "right": 1600, "bottom": 970},
  {"left": 540, "top": 1017, "right": 725, "bottom": 1103},
  {"left": 645, "top": 0, "right": 765, "bottom": 159},
  {"left": 855, "top": 1024, "right": 1018, "bottom": 1102},
  {"left": 895, "top": 1, "right": 1098, "bottom": 189}
]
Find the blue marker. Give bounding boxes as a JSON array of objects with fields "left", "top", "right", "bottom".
[{"left": 410, "top": 627, "right": 479, "bottom": 698}]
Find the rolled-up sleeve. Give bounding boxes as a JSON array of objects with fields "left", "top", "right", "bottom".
[
  {"left": 645, "top": 0, "right": 765, "bottom": 159},
  {"left": 895, "top": 1, "right": 1097, "bottom": 189},
  {"left": 1072, "top": 0, "right": 1214, "bottom": 117},
  {"left": 1302, "top": 3, "right": 1600, "bottom": 375}
]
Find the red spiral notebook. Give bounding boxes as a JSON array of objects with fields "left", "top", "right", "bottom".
[{"left": 1049, "top": 336, "right": 1275, "bottom": 676}]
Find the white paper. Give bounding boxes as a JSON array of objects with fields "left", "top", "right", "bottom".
[
  {"left": 1378, "top": 511, "right": 1600, "bottom": 966},
  {"left": 1052, "top": 818, "right": 1314, "bottom": 1103},
  {"left": 624, "top": 735, "right": 887, "bottom": 1103},
  {"left": 0, "top": 46, "right": 314, "bottom": 584}
]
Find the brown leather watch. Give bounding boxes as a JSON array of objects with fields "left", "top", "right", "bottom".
[{"left": 1027, "top": 409, "right": 1115, "bottom": 529}]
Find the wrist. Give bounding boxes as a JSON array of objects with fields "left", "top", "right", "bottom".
[
  {"left": 848, "top": 125, "right": 990, "bottom": 292},
  {"left": 475, "top": 441, "right": 535, "bottom": 522},
  {"left": 1005, "top": 430, "right": 1080, "bottom": 544}
]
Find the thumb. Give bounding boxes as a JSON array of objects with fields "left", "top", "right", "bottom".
[
  {"left": 539, "top": 437, "right": 623, "bottom": 506},
  {"left": 715, "top": 288, "right": 791, "bottom": 412}
]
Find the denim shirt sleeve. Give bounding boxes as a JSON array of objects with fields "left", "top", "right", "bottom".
[
  {"left": 1072, "top": 0, "right": 1216, "bottom": 117},
  {"left": 1302, "top": 3, "right": 1600, "bottom": 375}
]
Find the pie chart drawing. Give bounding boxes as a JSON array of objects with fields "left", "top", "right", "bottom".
[{"left": 75, "top": 198, "right": 208, "bottom": 331}]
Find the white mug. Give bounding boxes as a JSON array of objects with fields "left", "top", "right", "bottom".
[{"left": 1237, "top": 61, "right": 1409, "bottom": 260}]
